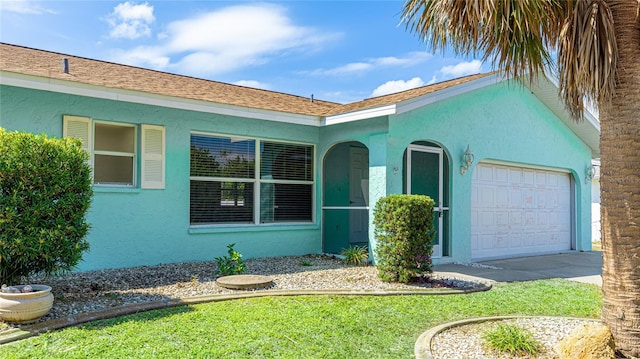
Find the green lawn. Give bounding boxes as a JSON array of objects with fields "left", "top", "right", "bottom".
[{"left": 1, "top": 279, "right": 601, "bottom": 359}]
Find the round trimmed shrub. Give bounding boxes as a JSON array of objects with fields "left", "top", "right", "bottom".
[
  {"left": 373, "top": 194, "right": 435, "bottom": 283},
  {"left": 0, "top": 128, "right": 92, "bottom": 285}
]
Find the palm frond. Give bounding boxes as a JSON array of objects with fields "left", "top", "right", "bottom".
[
  {"left": 401, "top": 0, "right": 566, "bottom": 82},
  {"left": 558, "top": 0, "right": 617, "bottom": 121}
]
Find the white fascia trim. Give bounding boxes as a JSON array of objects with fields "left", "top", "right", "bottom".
[
  {"left": 396, "top": 73, "right": 502, "bottom": 115},
  {"left": 323, "top": 104, "right": 396, "bottom": 125},
  {"left": 322, "top": 73, "right": 502, "bottom": 126},
  {"left": 0, "top": 72, "right": 323, "bottom": 127}
]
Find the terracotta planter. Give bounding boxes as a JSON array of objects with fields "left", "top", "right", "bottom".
[{"left": 0, "top": 285, "right": 54, "bottom": 323}]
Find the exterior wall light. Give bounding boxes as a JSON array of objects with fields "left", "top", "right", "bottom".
[
  {"left": 460, "top": 145, "right": 474, "bottom": 175},
  {"left": 586, "top": 164, "right": 596, "bottom": 183}
]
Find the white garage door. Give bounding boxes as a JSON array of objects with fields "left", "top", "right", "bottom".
[{"left": 471, "top": 163, "right": 572, "bottom": 260}]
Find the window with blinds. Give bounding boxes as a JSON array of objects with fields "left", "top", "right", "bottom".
[{"left": 190, "top": 133, "right": 314, "bottom": 225}]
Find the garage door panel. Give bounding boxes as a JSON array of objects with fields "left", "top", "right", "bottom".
[
  {"left": 524, "top": 232, "right": 536, "bottom": 247},
  {"left": 510, "top": 211, "right": 522, "bottom": 225},
  {"left": 510, "top": 233, "right": 523, "bottom": 248},
  {"left": 536, "top": 172, "right": 547, "bottom": 187},
  {"left": 477, "top": 165, "right": 494, "bottom": 182},
  {"left": 509, "top": 169, "right": 522, "bottom": 184},
  {"left": 523, "top": 170, "right": 536, "bottom": 185},
  {"left": 496, "top": 189, "right": 509, "bottom": 207},
  {"left": 472, "top": 163, "right": 572, "bottom": 260},
  {"left": 495, "top": 167, "right": 509, "bottom": 183},
  {"left": 524, "top": 189, "right": 535, "bottom": 208},
  {"left": 496, "top": 211, "right": 509, "bottom": 226},
  {"left": 509, "top": 190, "right": 522, "bottom": 208},
  {"left": 479, "top": 187, "right": 494, "bottom": 206},
  {"left": 524, "top": 211, "right": 536, "bottom": 225},
  {"left": 495, "top": 234, "right": 509, "bottom": 249},
  {"left": 536, "top": 191, "right": 547, "bottom": 208},
  {"left": 538, "top": 212, "right": 548, "bottom": 226}
]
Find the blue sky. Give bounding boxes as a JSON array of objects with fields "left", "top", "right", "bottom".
[{"left": 0, "top": 0, "right": 484, "bottom": 103}]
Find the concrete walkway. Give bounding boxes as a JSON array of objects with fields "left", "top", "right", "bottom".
[{"left": 434, "top": 251, "right": 602, "bottom": 286}]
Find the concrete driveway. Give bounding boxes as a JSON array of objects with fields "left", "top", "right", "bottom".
[{"left": 434, "top": 251, "right": 602, "bottom": 286}]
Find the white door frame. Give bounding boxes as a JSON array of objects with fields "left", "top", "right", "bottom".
[{"left": 406, "top": 144, "right": 447, "bottom": 258}]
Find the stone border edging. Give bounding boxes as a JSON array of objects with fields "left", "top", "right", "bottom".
[
  {"left": 1, "top": 284, "right": 490, "bottom": 345},
  {"left": 413, "top": 315, "right": 598, "bottom": 359}
]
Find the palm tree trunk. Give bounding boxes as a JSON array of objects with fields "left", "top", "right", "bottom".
[{"left": 600, "top": 1, "right": 640, "bottom": 357}]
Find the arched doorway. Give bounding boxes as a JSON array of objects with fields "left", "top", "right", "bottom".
[
  {"left": 404, "top": 141, "right": 450, "bottom": 258},
  {"left": 322, "top": 142, "right": 369, "bottom": 254}
]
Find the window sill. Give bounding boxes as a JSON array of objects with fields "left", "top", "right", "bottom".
[
  {"left": 93, "top": 186, "right": 141, "bottom": 194},
  {"left": 189, "top": 223, "right": 319, "bottom": 235}
]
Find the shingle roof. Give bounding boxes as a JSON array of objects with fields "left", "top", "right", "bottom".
[
  {"left": 0, "top": 43, "right": 493, "bottom": 118},
  {"left": 329, "top": 72, "right": 494, "bottom": 116},
  {"left": 0, "top": 43, "right": 338, "bottom": 117}
]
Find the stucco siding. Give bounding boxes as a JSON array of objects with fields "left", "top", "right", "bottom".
[
  {"left": 387, "top": 82, "right": 592, "bottom": 262},
  {"left": 1, "top": 77, "right": 594, "bottom": 270},
  {"left": 1, "top": 85, "right": 323, "bottom": 270}
]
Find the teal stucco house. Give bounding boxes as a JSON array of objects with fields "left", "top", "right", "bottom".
[{"left": 0, "top": 43, "right": 600, "bottom": 271}]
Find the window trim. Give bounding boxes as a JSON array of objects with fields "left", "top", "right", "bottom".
[
  {"left": 63, "top": 115, "right": 165, "bottom": 190},
  {"left": 189, "top": 132, "right": 316, "bottom": 227},
  {"left": 92, "top": 120, "right": 137, "bottom": 188}
]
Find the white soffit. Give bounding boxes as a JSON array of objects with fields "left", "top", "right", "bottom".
[{"left": 0, "top": 71, "right": 323, "bottom": 127}]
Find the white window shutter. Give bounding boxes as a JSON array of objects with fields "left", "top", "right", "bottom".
[
  {"left": 141, "top": 124, "right": 165, "bottom": 189},
  {"left": 63, "top": 115, "right": 92, "bottom": 166}
]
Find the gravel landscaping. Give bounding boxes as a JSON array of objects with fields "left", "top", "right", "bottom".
[
  {"left": 430, "top": 317, "right": 602, "bottom": 359},
  {"left": 2, "top": 254, "right": 481, "bottom": 331},
  {"left": 1, "top": 255, "right": 600, "bottom": 358}
]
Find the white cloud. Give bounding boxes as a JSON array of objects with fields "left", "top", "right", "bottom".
[
  {"left": 309, "top": 52, "right": 431, "bottom": 76},
  {"left": 0, "top": 0, "right": 55, "bottom": 14},
  {"left": 107, "top": 2, "right": 155, "bottom": 40},
  {"left": 372, "top": 52, "right": 432, "bottom": 67},
  {"left": 111, "top": 3, "right": 338, "bottom": 76},
  {"left": 439, "top": 60, "right": 482, "bottom": 77},
  {"left": 234, "top": 80, "right": 271, "bottom": 90},
  {"left": 371, "top": 77, "right": 426, "bottom": 97},
  {"left": 425, "top": 59, "right": 484, "bottom": 85},
  {"left": 315, "top": 62, "right": 373, "bottom": 76},
  {"left": 111, "top": 46, "right": 170, "bottom": 68}
]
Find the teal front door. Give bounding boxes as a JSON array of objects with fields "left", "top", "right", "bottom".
[{"left": 406, "top": 145, "right": 446, "bottom": 258}]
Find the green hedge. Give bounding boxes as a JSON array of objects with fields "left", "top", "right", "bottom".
[
  {"left": 0, "top": 128, "right": 92, "bottom": 285},
  {"left": 373, "top": 194, "right": 435, "bottom": 283}
]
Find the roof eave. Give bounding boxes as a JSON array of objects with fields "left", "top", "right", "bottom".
[
  {"left": 0, "top": 71, "right": 324, "bottom": 127},
  {"left": 323, "top": 73, "right": 502, "bottom": 124}
]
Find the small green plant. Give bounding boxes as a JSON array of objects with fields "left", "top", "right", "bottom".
[
  {"left": 482, "top": 323, "right": 542, "bottom": 356},
  {"left": 215, "top": 243, "right": 246, "bottom": 277},
  {"left": 191, "top": 274, "right": 199, "bottom": 282},
  {"left": 341, "top": 246, "right": 369, "bottom": 266},
  {"left": 299, "top": 259, "right": 312, "bottom": 267}
]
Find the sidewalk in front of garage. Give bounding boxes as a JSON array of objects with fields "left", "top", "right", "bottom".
[{"left": 433, "top": 251, "right": 602, "bottom": 286}]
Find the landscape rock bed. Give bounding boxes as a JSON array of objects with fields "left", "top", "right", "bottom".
[
  {"left": 430, "top": 317, "right": 602, "bottom": 359},
  {"left": 1, "top": 255, "right": 483, "bottom": 333}
]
